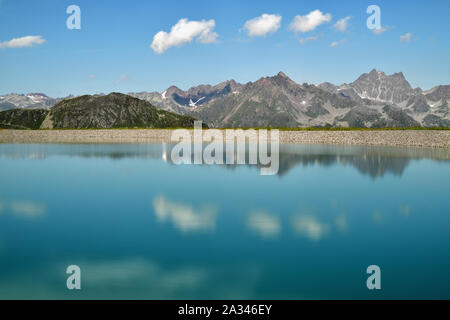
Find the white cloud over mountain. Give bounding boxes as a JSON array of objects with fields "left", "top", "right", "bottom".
[
  {"left": 289, "top": 10, "right": 331, "bottom": 33},
  {"left": 334, "top": 16, "right": 351, "bottom": 32},
  {"left": 372, "top": 26, "right": 388, "bottom": 35},
  {"left": 298, "top": 36, "right": 319, "bottom": 44},
  {"left": 0, "top": 35, "right": 46, "bottom": 49},
  {"left": 330, "top": 39, "right": 346, "bottom": 47},
  {"left": 400, "top": 32, "right": 412, "bottom": 43},
  {"left": 243, "top": 14, "right": 282, "bottom": 37},
  {"left": 115, "top": 74, "right": 131, "bottom": 85},
  {"left": 330, "top": 41, "right": 339, "bottom": 47},
  {"left": 151, "top": 18, "right": 218, "bottom": 54}
]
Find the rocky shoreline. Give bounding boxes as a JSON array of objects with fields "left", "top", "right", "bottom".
[{"left": 0, "top": 129, "right": 449, "bottom": 149}]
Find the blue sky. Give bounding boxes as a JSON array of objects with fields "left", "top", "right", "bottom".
[{"left": 0, "top": 0, "right": 449, "bottom": 97}]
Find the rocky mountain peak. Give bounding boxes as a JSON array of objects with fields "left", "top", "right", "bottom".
[
  {"left": 260, "top": 71, "right": 296, "bottom": 88},
  {"left": 392, "top": 72, "right": 406, "bottom": 80},
  {"left": 368, "top": 69, "right": 385, "bottom": 76},
  {"left": 350, "top": 69, "right": 414, "bottom": 104},
  {"left": 165, "top": 85, "right": 184, "bottom": 96}
]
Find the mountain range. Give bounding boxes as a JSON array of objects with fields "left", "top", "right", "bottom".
[
  {"left": 0, "top": 93, "right": 202, "bottom": 129},
  {"left": 133, "top": 69, "right": 450, "bottom": 128},
  {"left": 0, "top": 93, "right": 68, "bottom": 111},
  {"left": 1, "top": 69, "right": 449, "bottom": 128}
]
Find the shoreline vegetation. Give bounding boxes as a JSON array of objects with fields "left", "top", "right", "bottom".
[{"left": 0, "top": 128, "right": 449, "bottom": 148}]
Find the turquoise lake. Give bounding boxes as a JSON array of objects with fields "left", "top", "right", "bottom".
[{"left": 0, "top": 143, "right": 449, "bottom": 299}]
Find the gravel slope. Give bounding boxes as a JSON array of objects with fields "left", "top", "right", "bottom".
[{"left": 0, "top": 129, "right": 449, "bottom": 148}]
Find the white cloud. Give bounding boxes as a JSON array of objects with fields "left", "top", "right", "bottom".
[
  {"left": 153, "top": 195, "right": 217, "bottom": 232},
  {"left": 247, "top": 211, "right": 281, "bottom": 238},
  {"left": 400, "top": 32, "right": 412, "bottom": 43},
  {"left": 115, "top": 74, "right": 131, "bottom": 85},
  {"left": 334, "top": 16, "right": 351, "bottom": 32},
  {"left": 151, "top": 18, "right": 218, "bottom": 54},
  {"left": 88, "top": 74, "right": 96, "bottom": 80},
  {"left": 372, "top": 26, "right": 388, "bottom": 35},
  {"left": 0, "top": 35, "right": 46, "bottom": 49},
  {"left": 289, "top": 10, "right": 331, "bottom": 33},
  {"left": 243, "top": 14, "right": 282, "bottom": 37},
  {"left": 330, "top": 39, "right": 345, "bottom": 47},
  {"left": 298, "top": 36, "right": 319, "bottom": 44}
]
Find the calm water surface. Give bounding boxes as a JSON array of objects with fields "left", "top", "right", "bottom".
[{"left": 0, "top": 143, "right": 449, "bottom": 299}]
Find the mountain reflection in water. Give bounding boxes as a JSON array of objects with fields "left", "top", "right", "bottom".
[
  {"left": 1, "top": 143, "right": 450, "bottom": 299},
  {"left": 1, "top": 143, "right": 448, "bottom": 179}
]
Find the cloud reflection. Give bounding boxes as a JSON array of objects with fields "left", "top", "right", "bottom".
[
  {"left": 0, "top": 258, "right": 261, "bottom": 299},
  {"left": 335, "top": 214, "right": 348, "bottom": 232},
  {"left": 399, "top": 204, "right": 411, "bottom": 217},
  {"left": 85, "top": 259, "right": 206, "bottom": 293},
  {"left": 372, "top": 210, "right": 385, "bottom": 223},
  {"left": 247, "top": 211, "right": 281, "bottom": 238},
  {"left": 0, "top": 199, "right": 46, "bottom": 218},
  {"left": 293, "top": 215, "right": 329, "bottom": 241},
  {"left": 153, "top": 195, "right": 217, "bottom": 233}
]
